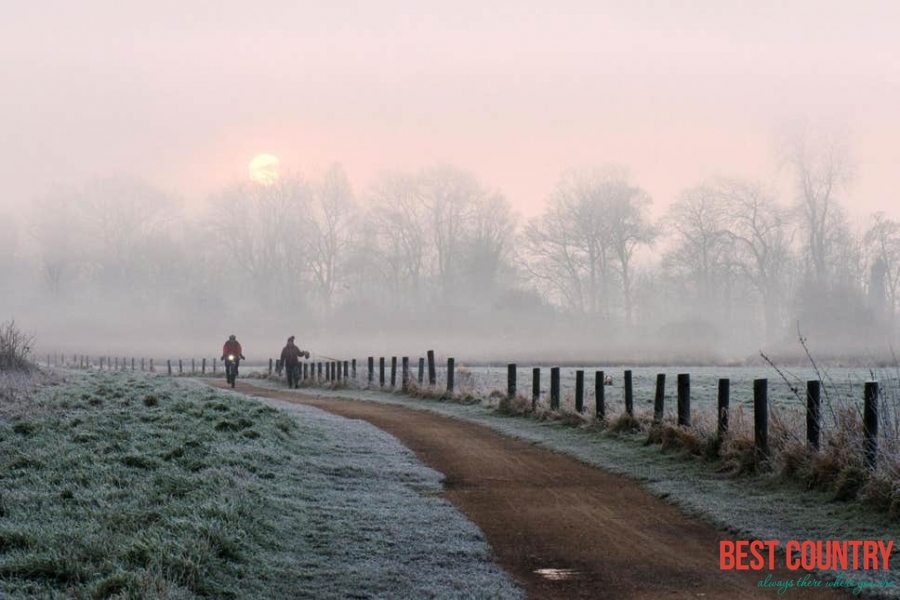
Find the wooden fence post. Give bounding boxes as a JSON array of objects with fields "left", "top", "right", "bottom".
[
  {"left": 447, "top": 358, "right": 455, "bottom": 394},
  {"left": 318, "top": 362, "right": 322, "bottom": 380},
  {"left": 343, "top": 361, "right": 349, "bottom": 379},
  {"left": 532, "top": 368, "right": 540, "bottom": 411},
  {"left": 202, "top": 358, "right": 206, "bottom": 374},
  {"left": 390, "top": 357, "right": 396, "bottom": 388},
  {"left": 268, "top": 358, "right": 273, "bottom": 375},
  {"left": 141, "top": 358, "right": 145, "bottom": 371},
  {"left": 806, "top": 380, "right": 820, "bottom": 451},
  {"left": 352, "top": 358, "right": 357, "bottom": 379},
  {"left": 550, "top": 367, "right": 560, "bottom": 411},
  {"left": 754, "top": 378, "right": 769, "bottom": 460},
  {"left": 717, "top": 378, "right": 729, "bottom": 438},
  {"left": 368, "top": 357, "right": 374, "bottom": 385},
  {"left": 654, "top": 373, "right": 666, "bottom": 424},
  {"left": 508, "top": 364, "right": 517, "bottom": 401},
  {"left": 418, "top": 358, "right": 425, "bottom": 384},
  {"left": 427, "top": 350, "right": 436, "bottom": 386},
  {"left": 575, "top": 370, "right": 584, "bottom": 413},
  {"left": 596, "top": 371, "right": 605, "bottom": 420},
  {"left": 131, "top": 358, "right": 135, "bottom": 371},
  {"left": 864, "top": 381, "right": 879, "bottom": 470},
  {"left": 624, "top": 370, "right": 634, "bottom": 416},
  {"left": 167, "top": 360, "right": 172, "bottom": 376},
  {"left": 115, "top": 357, "right": 119, "bottom": 370},
  {"left": 379, "top": 357, "right": 385, "bottom": 387},
  {"left": 178, "top": 359, "right": 183, "bottom": 374},
  {"left": 677, "top": 373, "right": 690, "bottom": 427},
  {"left": 402, "top": 357, "right": 409, "bottom": 392},
  {"left": 191, "top": 359, "right": 195, "bottom": 373}
]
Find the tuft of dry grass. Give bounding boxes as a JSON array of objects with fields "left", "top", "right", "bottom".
[
  {"left": 497, "top": 394, "right": 532, "bottom": 416},
  {"left": 610, "top": 413, "right": 642, "bottom": 434}
]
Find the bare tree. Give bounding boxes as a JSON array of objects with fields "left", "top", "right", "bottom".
[
  {"left": 604, "top": 176, "right": 655, "bottom": 327},
  {"left": 551, "top": 168, "right": 614, "bottom": 319},
  {"left": 309, "top": 164, "right": 357, "bottom": 312},
  {"left": 78, "top": 176, "right": 180, "bottom": 294},
  {"left": 780, "top": 124, "right": 854, "bottom": 286},
  {"left": 663, "top": 183, "right": 734, "bottom": 315},
  {"left": 29, "top": 186, "right": 91, "bottom": 297},
  {"left": 864, "top": 212, "right": 900, "bottom": 327},
  {"left": 366, "top": 171, "right": 428, "bottom": 310},
  {"left": 208, "top": 174, "right": 313, "bottom": 308},
  {"left": 520, "top": 166, "right": 654, "bottom": 325},
  {"left": 520, "top": 201, "right": 588, "bottom": 314},
  {"left": 717, "top": 177, "right": 793, "bottom": 344},
  {"left": 419, "top": 164, "right": 483, "bottom": 302},
  {"left": 460, "top": 191, "right": 518, "bottom": 303}
]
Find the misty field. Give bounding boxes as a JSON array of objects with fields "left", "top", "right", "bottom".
[{"left": 0, "top": 371, "right": 522, "bottom": 599}]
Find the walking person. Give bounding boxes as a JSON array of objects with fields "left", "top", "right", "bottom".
[{"left": 280, "top": 336, "right": 309, "bottom": 389}]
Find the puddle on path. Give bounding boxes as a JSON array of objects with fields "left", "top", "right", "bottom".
[{"left": 533, "top": 568, "right": 580, "bottom": 581}]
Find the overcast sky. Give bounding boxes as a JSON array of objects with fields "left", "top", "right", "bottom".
[{"left": 2, "top": 0, "right": 898, "bottom": 220}]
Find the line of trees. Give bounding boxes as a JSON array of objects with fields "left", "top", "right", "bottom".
[{"left": 7, "top": 129, "right": 899, "bottom": 359}]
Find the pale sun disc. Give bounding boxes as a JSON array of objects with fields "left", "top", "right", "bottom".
[{"left": 248, "top": 154, "right": 280, "bottom": 186}]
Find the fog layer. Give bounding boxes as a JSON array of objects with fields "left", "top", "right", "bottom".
[{"left": 4, "top": 129, "right": 899, "bottom": 364}]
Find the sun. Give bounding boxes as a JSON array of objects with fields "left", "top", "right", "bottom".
[{"left": 248, "top": 154, "right": 280, "bottom": 186}]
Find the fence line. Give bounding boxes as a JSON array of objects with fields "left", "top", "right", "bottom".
[{"left": 45, "top": 351, "right": 888, "bottom": 469}]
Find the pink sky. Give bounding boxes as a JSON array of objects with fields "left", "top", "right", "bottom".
[{"left": 2, "top": 1, "right": 899, "bottom": 221}]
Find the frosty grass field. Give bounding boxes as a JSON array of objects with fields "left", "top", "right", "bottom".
[{"left": 0, "top": 370, "right": 523, "bottom": 599}]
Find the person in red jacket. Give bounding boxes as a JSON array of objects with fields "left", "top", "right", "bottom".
[
  {"left": 221, "top": 335, "right": 245, "bottom": 385},
  {"left": 280, "top": 335, "right": 310, "bottom": 389},
  {"left": 222, "top": 335, "right": 244, "bottom": 361}
]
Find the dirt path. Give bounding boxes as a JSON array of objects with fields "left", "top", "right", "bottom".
[{"left": 211, "top": 381, "right": 845, "bottom": 599}]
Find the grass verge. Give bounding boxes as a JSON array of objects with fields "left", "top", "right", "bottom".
[{"left": 0, "top": 371, "right": 523, "bottom": 599}]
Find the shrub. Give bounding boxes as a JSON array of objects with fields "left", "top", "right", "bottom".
[{"left": 0, "top": 320, "right": 33, "bottom": 372}]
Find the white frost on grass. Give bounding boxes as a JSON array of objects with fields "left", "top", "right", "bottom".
[
  {"left": 208, "top": 385, "right": 525, "bottom": 599},
  {"left": 0, "top": 372, "right": 524, "bottom": 600}
]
